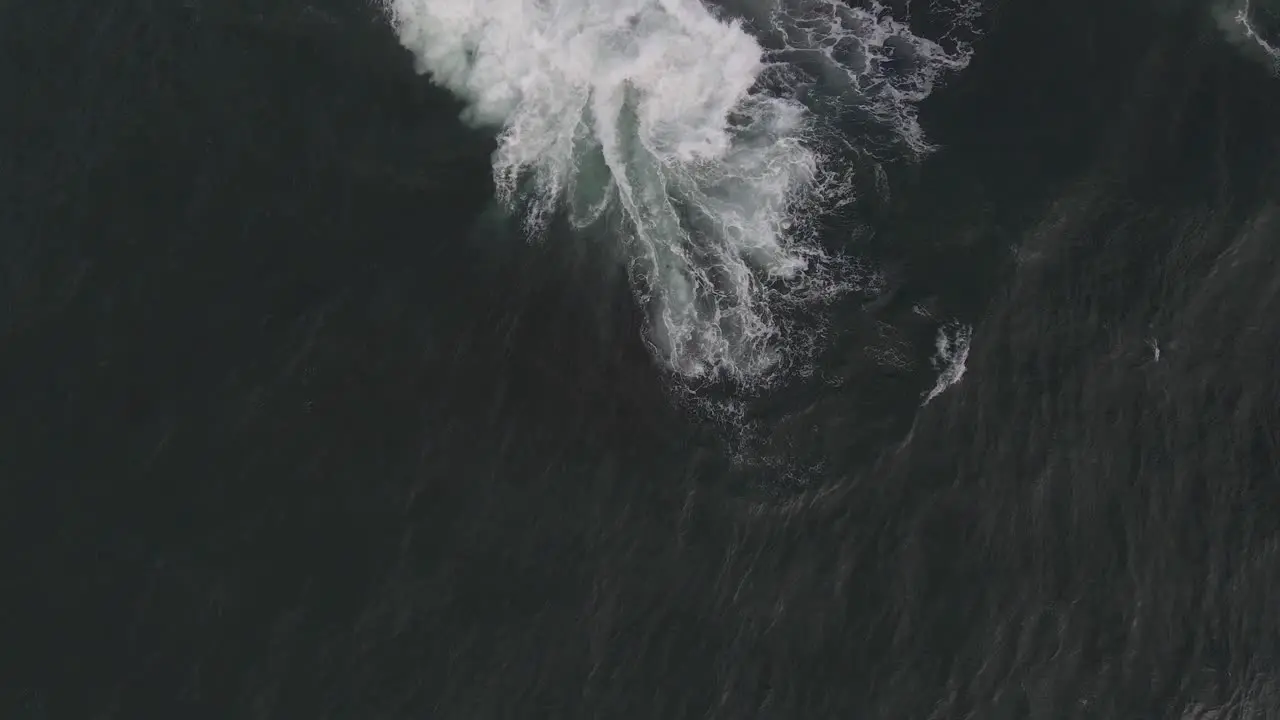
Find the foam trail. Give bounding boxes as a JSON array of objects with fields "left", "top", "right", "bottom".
[
  {"left": 752, "top": 0, "right": 978, "bottom": 153},
  {"left": 1215, "top": 0, "right": 1280, "bottom": 73},
  {"left": 385, "top": 0, "right": 975, "bottom": 384}
]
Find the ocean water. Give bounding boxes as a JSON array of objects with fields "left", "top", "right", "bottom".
[{"left": 3, "top": 0, "right": 1279, "bottom": 717}]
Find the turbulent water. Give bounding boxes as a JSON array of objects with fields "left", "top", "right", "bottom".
[
  {"left": 5, "top": 0, "right": 1280, "bottom": 718},
  {"left": 387, "top": 0, "right": 975, "bottom": 384}
]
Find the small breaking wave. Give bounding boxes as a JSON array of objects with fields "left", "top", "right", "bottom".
[
  {"left": 921, "top": 319, "right": 971, "bottom": 405},
  {"left": 1215, "top": 0, "right": 1280, "bottom": 74}
]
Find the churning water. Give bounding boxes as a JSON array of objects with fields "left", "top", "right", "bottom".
[{"left": 387, "top": 0, "right": 977, "bottom": 385}]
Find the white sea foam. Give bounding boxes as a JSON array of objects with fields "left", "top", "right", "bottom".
[
  {"left": 1215, "top": 0, "right": 1280, "bottom": 74},
  {"left": 385, "top": 0, "right": 976, "bottom": 384},
  {"left": 921, "top": 319, "right": 971, "bottom": 405}
]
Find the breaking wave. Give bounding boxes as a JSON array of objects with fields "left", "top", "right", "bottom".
[{"left": 385, "top": 0, "right": 978, "bottom": 385}]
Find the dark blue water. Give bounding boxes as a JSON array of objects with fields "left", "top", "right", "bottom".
[{"left": 4, "top": 0, "right": 1280, "bottom": 717}]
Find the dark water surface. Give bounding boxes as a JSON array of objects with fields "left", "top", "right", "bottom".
[{"left": 4, "top": 0, "right": 1280, "bottom": 718}]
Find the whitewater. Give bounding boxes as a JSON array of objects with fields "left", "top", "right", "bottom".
[{"left": 385, "top": 0, "right": 978, "bottom": 385}]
